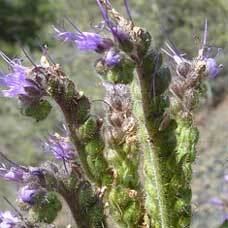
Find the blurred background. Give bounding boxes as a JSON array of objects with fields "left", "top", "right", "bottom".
[{"left": 0, "top": 0, "right": 227, "bottom": 227}]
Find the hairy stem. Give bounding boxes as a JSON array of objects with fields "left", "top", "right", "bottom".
[
  {"left": 134, "top": 64, "right": 176, "bottom": 228},
  {"left": 54, "top": 95, "right": 95, "bottom": 182}
]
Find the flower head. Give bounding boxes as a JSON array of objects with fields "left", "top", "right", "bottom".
[
  {"left": 199, "top": 20, "right": 223, "bottom": 78},
  {"left": 0, "top": 53, "right": 31, "bottom": 98},
  {"left": 0, "top": 52, "right": 44, "bottom": 105},
  {"left": 0, "top": 211, "right": 20, "bottom": 228},
  {"left": 0, "top": 166, "right": 24, "bottom": 183},
  {"left": 162, "top": 20, "right": 222, "bottom": 79},
  {"left": 96, "top": 0, "right": 131, "bottom": 44},
  {"left": 104, "top": 49, "right": 121, "bottom": 67},
  {"left": 54, "top": 27, "right": 113, "bottom": 53},
  {"left": 205, "top": 58, "right": 221, "bottom": 78},
  {"left": 19, "top": 185, "right": 45, "bottom": 205},
  {"left": 44, "top": 133, "right": 76, "bottom": 161}
]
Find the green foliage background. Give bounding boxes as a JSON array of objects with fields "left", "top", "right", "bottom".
[{"left": 0, "top": 0, "right": 227, "bottom": 227}]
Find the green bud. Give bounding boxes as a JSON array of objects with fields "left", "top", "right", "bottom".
[
  {"left": 78, "top": 181, "right": 95, "bottom": 213},
  {"left": 106, "top": 57, "right": 135, "bottom": 84},
  {"left": 153, "top": 67, "right": 171, "bottom": 96},
  {"left": 79, "top": 118, "right": 97, "bottom": 141},
  {"left": 66, "top": 174, "right": 78, "bottom": 191},
  {"left": 174, "top": 199, "right": 187, "bottom": 213},
  {"left": 47, "top": 78, "right": 60, "bottom": 97},
  {"left": 122, "top": 142, "right": 138, "bottom": 154},
  {"left": 85, "top": 138, "right": 105, "bottom": 155},
  {"left": 44, "top": 172, "right": 57, "bottom": 190},
  {"left": 178, "top": 214, "right": 191, "bottom": 228},
  {"left": 87, "top": 154, "right": 108, "bottom": 180},
  {"left": 122, "top": 202, "right": 141, "bottom": 226},
  {"left": 29, "top": 192, "right": 61, "bottom": 224},
  {"left": 141, "top": 50, "right": 162, "bottom": 77},
  {"left": 75, "top": 96, "right": 90, "bottom": 125},
  {"left": 21, "top": 100, "right": 52, "bottom": 121},
  {"left": 88, "top": 204, "right": 104, "bottom": 228},
  {"left": 118, "top": 36, "right": 134, "bottom": 54},
  {"left": 65, "top": 80, "right": 76, "bottom": 100},
  {"left": 135, "top": 30, "right": 152, "bottom": 57},
  {"left": 109, "top": 186, "right": 132, "bottom": 209}
]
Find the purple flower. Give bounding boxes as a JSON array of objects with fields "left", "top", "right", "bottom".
[
  {"left": 0, "top": 53, "right": 30, "bottom": 98},
  {"left": 123, "top": 0, "right": 133, "bottom": 21},
  {"left": 44, "top": 133, "right": 76, "bottom": 161},
  {"left": 96, "top": 0, "right": 131, "bottom": 45},
  {"left": 0, "top": 167, "right": 24, "bottom": 182},
  {"left": 19, "top": 185, "right": 44, "bottom": 205},
  {"left": 0, "top": 52, "right": 44, "bottom": 105},
  {"left": 199, "top": 20, "right": 222, "bottom": 78},
  {"left": 205, "top": 58, "right": 220, "bottom": 78},
  {"left": 0, "top": 211, "right": 20, "bottom": 228},
  {"left": 54, "top": 27, "right": 113, "bottom": 53},
  {"left": 162, "top": 20, "right": 222, "bottom": 78},
  {"left": 104, "top": 49, "right": 121, "bottom": 67}
]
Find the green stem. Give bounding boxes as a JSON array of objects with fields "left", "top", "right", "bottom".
[
  {"left": 131, "top": 77, "right": 173, "bottom": 228},
  {"left": 54, "top": 96, "right": 95, "bottom": 182},
  {"left": 134, "top": 66, "right": 176, "bottom": 228}
]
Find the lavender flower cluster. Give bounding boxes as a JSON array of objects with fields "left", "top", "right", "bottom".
[{"left": 0, "top": 0, "right": 225, "bottom": 227}]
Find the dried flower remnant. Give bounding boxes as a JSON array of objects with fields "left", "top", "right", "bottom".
[
  {"left": 44, "top": 133, "right": 76, "bottom": 161},
  {"left": 161, "top": 42, "right": 191, "bottom": 78},
  {"left": 54, "top": 27, "right": 113, "bottom": 53}
]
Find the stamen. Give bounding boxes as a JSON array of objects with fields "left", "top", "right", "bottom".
[
  {"left": 64, "top": 16, "right": 82, "bottom": 34},
  {"left": 165, "top": 42, "right": 177, "bottom": 55},
  {"left": 161, "top": 48, "right": 173, "bottom": 58},
  {"left": 0, "top": 51, "right": 12, "bottom": 64},
  {"left": 96, "top": 0, "right": 112, "bottom": 27},
  {"left": 202, "top": 19, "right": 208, "bottom": 48},
  {"left": 0, "top": 151, "right": 24, "bottom": 170},
  {"left": 20, "top": 47, "right": 37, "bottom": 67},
  {"left": 124, "top": 0, "right": 133, "bottom": 22},
  {"left": 2, "top": 196, "right": 23, "bottom": 219}
]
